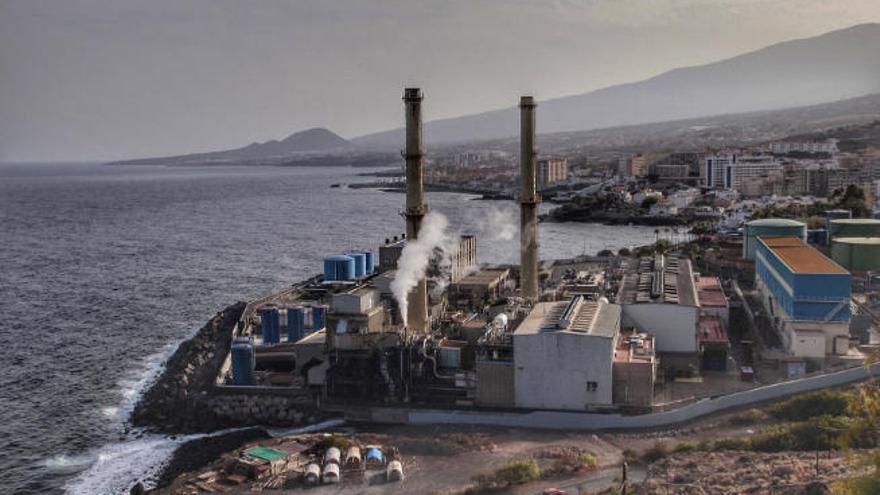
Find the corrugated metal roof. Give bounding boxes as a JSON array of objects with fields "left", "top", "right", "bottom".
[{"left": 761, "top": 236, "right": 847, "bottom": 274}]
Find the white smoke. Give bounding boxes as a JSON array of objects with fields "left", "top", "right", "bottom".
[
  {"left": 391, "top": 211, "right": 452, "bottom": 324},
  {"left": 481, "top": 204, "right": 518, "bottom": 241}
]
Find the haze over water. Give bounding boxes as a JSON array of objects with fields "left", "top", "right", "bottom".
[{"left": 0, "top": 163, "right": 657, "bottom": 494}]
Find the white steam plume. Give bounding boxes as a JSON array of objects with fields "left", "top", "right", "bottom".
[{"left": 391, "top": 211, "right": 451, "bottom": 324}]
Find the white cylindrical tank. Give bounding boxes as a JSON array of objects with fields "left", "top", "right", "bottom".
[
  {"left": 386, "top": 460, "right": 404, "bottom": 482},
  {"left": 345, "top": 446, "right": 362, "bottom": 467},
  {"left": 303, "top": 463, "right": 321, "bottom": 485},
  {"left": 324, "top": 447, "right": 341, "bottom": 465},
  {"left": 322, "top": 463, "right": 340, "bottom": 484}
]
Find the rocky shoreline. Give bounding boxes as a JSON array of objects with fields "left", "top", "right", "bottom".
[{"left": 130, "top": 301, "right": 247, "bottom": 434}]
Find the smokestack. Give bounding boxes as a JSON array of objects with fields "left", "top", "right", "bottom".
[
  {"left": 403, "top": 87, "right": 428, "bottom": 332},
  {"left": 519, "top": 96, "right": 539, "bottom": 301}
]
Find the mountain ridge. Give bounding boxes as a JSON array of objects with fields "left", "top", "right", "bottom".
[
  {"left": 354, "top": 23, "right": 880, "bottom": 148},
  {"left": 111, "top": 127, "right": 353, "bottom": 165}
]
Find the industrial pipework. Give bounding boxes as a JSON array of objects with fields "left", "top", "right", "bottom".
[
  {"left": 403, "top": 87, "right": 428, "bottom": 333},
  {"left": 519, "top": 96, "right": 539, "bottom": 301}
]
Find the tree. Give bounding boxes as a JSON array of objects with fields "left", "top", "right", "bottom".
[
  {"left": 618, "top": 247, "right": 632, "bottom": 256},
  {"left": 837, "top": 184, "right": 872, "bottom": 218},
  {"left": 597, "top": 249, "right": 614, "bottom": 257}
]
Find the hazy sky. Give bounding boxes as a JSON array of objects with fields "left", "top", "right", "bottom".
[{"left": 1, "top": 0, "right": 879, "bottom": 162}]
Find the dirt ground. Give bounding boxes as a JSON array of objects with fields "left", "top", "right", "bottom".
[
  {"left": 156, "top": 406, "right": 798, "bottom": 495},
  {"left": 634, "top": 451, "right": 856, "bottom": 494}
]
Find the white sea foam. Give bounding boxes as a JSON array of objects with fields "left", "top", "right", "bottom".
[
  {"left": 64, "top": 435, "right": 178, "bottom": 495},
  {"left": 42, "top": 453, "right": 96, "bottom": 474}
]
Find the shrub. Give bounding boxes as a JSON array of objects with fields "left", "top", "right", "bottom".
[
  {"left": 314, "top": 435, "right": 350, "bottom": 451},
  {"left": 729, "top": 408, "right": 769, "bottom": 426},
  {"left": 578, "top": 453, "right": 598, "bottom": 469},
  {"left": 769, "top": 390, "right": 851, "bottom": 421},
  {"left": 494, "top": 459, "right": 541, "bottom": 484},
  {"left": 750, "top": 416, "right": 855, "bottom": 452},
  {"left": 642, "top": 442, "right": 669, "bottom": 463},
  {"left": 622, "top": 448, "right": 638, "bottom": 461},
  {"left": 673, "top": 441, "right": 698, "bottom": 453},
  {"left": 711, "top": 437, "right": 752, "bottom": 451}
]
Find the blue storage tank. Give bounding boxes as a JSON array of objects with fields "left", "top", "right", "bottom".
[
  {"left": 260, "top": 306, "right": 280, "bottom": 344},
  {"left": 312, "top": 304, "right": 327, "bottom": 331},
  {"left": 349, "top": 252, "right": 367, "bottom": 277},
  {"left": 287, "top": 305, "right": 305, "bottom": 342},
  {"left": 363, "top": 250, "right": 374, "bottom": 274},
  {"left": 231, "top": 337, "right": 254, "bottom": 385},
  {"left": 323, "top": 255, "right": 356, "bottom": 281}
]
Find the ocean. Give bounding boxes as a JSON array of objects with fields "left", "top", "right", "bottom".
[{"left": 0, "top": 163, "right": 658, "bottom": 494}]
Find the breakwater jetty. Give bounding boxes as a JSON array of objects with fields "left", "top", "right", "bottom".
[{"left": 130, "top": 302, "right": 327, "bottom": 434}]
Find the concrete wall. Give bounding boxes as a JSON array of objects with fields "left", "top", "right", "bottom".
[
  {"left": 476, "top": 360, "right": 515, "bottom": 407},
  {"left": 514, "top": 332, "right": 614, "bottom": 409},
  {"left": 622, "top": 304, "right": 698, "bottom": 354},
  {"left": 401, "top": 363, "right": 880, "bottom": 431}
]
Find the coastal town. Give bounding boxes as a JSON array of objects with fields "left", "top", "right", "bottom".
[{"left": 130, "top": 89, "right": 880, "bottom": 494}]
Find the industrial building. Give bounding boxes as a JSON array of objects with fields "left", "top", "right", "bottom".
[
  {"left": 514, "top": 297, "right": 621, "bottom": 410},
  {"left": 449, "top": 268, "right": 511, "bottom": 305},
  {"left": 617, "top": 255, "right": 700, "bottom": 373},
  {"left": 612, "top": 331, "right": 657, "bottom": 409},
  {"left": 696, "top": 276, "right": 729, "bottom": 326},
  {"left": 755, "top": 237, "right": 852, "bottom": 359}
]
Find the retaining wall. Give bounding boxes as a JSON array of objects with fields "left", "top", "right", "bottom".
[{"left": 401, "top": 363, "right": 880, "bottom": 430}]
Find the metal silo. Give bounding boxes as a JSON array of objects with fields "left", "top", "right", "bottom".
[
  {"left": 311, "top": 304, "right": 327, "bottom": 331},
  {"left": 363, "top": 250, "right": 374, "bottom": 274},
  {"left": 349, "top": 252, "right": 367, "bottom": 277},
  {"left": 828, "top": 219, "right": 880, "bottom": 240},
  {"left": 825, "top": 209, "right": 852, "bottom": 226},
  {"left": 831, "top": 237, "right": 880, "bottom": 271},
  {"left": 231, "top": 336, "right": 254, "bottom": 385},
  {"left": 287, "top": 305, "right": 305, "bottom": 342},
  {"left": 323, "top": 255, "right": 355, "bottom": 281},
  {"left": 743, "top": 218, "right": 807, "bottom": 260},
  {"left": 259, "top": 306, "right": 280, "bottom": 344}
]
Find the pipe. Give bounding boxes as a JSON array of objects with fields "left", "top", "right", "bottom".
[
  {"left": 519, "top": 96, "right": 539, "bottom": 301},
  {"left": 403, "top": 87, "right": 429, "bottom": 333}
]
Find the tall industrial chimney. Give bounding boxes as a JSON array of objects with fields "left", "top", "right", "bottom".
[
  {"left": 519, "top": 96, "right": 539, "bottom": 301},
  {"left": 403, "top": 87, "right": 428, "bottom": 332}
]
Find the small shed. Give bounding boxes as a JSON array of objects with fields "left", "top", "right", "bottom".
[
  {"left": 245, "top": 447, "right": 289, "bottom": 475},
  {"left": 303, "top": 463, "right": 321, "bottom": 485},
  {"left": 386, "top": 460, "right": 404, "bottom": 482},
  {"left": 364, "top": 446, "right": 384, "bottom": 468},
  {"left": 324, "top": 446, "right": 341, "bottom": 465},
  {"left": 322, "top": 463, "right": 340, "bottom": 483},
  {"left": 344, "top": 446, "right": 362, "bottom": 468}
]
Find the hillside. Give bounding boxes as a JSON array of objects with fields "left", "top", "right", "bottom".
[
  {"left": 437, "top": 92, "right": 880, "bottom": 159},
  {"left": 355, "top": 23, "right": 880, "bottom": 148},
  {"left": 111, "top": 127, "right": 354, "bottom": 166}
]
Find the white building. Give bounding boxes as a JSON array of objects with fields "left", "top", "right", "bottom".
[
  {"left": 514, "top": 297, "right": 621, "bottom": 410},
  {"left": 769, "top": 140, "right": 838, "bottom": 155},
  {"left": 617, "top": 255, "right": 700, "bottom": 372},
  {"left": 669, "top": 188, "right": 700, "bottom": 209},
  {"left": 704, "top": 152, "right": 782, "bottom": 191}
]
